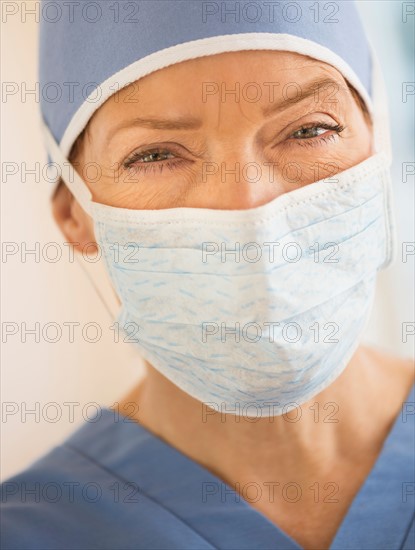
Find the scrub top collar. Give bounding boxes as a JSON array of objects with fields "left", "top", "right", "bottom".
[{"left": 65, "top": 381, "right": 415, "bottom": 550}]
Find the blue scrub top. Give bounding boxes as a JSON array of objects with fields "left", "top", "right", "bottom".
[{"left": 2, "top": 382, "right": 414, "bottom": 550}]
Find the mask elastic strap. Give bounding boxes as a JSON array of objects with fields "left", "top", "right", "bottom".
[
  {"left": 42, "top": 122, "right": 121, "bottom": 319},
  {"left": 74, "top": 251, "right": 121, "bottom": 321},
  {"left": 42, "top": 122, "right": 93, "bottom": 217}
]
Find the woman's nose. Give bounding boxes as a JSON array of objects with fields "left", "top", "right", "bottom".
[{"left": 199, "top": 149, "right": 287, "bottom": 210}]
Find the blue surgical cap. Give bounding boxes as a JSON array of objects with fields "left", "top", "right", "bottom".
[{"left": 39, "top": 0, "right": 373, "bottom": 161}]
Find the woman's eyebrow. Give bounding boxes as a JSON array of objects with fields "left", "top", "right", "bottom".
[
  {"left": 262, "top": 76, "right": 349, "bottom": 117},
  {"left": 106, "top": 115, "right": 202, "bottom": 145},
  {"left": 105, "top": 76, "right": 348, "bottom": 145}
]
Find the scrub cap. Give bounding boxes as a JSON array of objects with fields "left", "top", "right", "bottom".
[{"left": 40, "top": 0, "right": 374, "bottom": 169}]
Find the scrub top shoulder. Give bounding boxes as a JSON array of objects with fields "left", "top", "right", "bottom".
[{"left": 1, "top": 382, "right": 414, "bottom": 550}]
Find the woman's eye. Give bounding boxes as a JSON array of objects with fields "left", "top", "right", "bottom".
[
  {"left": 141, "top": 150, "right": 175, "bottom": 163},
  {"left": 290, "top": 123, "right": 345, "bottom": 142},
  {"left": 122, "top": 148, "right": 186, "bottom": 175},
  {"left": 125, "top": 148, "right": 175, "bottom": 167},
  {"left": 122, "top": 123, "right": 346, "bottom": 175},
  {"left": 292, "top": 126, "right": 328, "bottom": 139}
]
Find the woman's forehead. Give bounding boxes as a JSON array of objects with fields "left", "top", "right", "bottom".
[
  {"left": 121, "top": 50, "right": 336, "bottom": 87},
  {"left": 99, "top": 51, "right": 346, "bottom": 114},
  {"left": 86, "top": 55, "right": 349, "bottom": 147}
]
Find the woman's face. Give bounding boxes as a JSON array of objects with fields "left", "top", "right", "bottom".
[{"left": 74, "top": 50, "right": 372, "bottom": 211}]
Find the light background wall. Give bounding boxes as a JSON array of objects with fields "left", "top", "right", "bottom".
[{"left": 1, "top": 0, "right": 414, "bottom": 481}]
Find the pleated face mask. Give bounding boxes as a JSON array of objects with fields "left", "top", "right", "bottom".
[{"left": 40, "top": 0, "right": 396, "bottom": 415}]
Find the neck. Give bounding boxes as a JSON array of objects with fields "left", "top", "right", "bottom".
[{"left": 115, "top": 345, "right": 402, "bottom": 486}]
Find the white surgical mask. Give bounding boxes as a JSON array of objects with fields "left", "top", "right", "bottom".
[
  {"left": 42, "top": 51, "right": 395, "bottom": 416},
  {"left": 88, "top": 152, "right": 393, "bottom": 415}
]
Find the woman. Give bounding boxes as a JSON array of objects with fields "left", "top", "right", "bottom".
[{"left": 1, "top": 1, "right": 414, "bottom": 549}]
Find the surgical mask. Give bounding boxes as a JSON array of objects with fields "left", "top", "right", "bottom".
[
  {"left": 42, "top": 49, "right": 395, "bottom": 416},
  {"left": 95, "top": 153, "right": 395, "bottom": 415}
]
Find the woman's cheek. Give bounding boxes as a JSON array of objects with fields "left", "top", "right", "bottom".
[
  {"left": 268, "top": 148, "right": 343, "bottom": 189},
  {"left": 275, "top": 134, "right": 371, "bottom": 188}
]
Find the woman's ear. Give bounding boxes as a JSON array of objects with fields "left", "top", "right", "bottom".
[{"left": 51, "top": 180, "right": 98, "bottom": 254}]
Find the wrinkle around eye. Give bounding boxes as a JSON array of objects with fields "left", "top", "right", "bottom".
[
  {"left": 104, "top": 131, "right": 209, "bottom": 168},
  {"left": 258, "top": 101, "right": 346, "bottom": 147}
]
